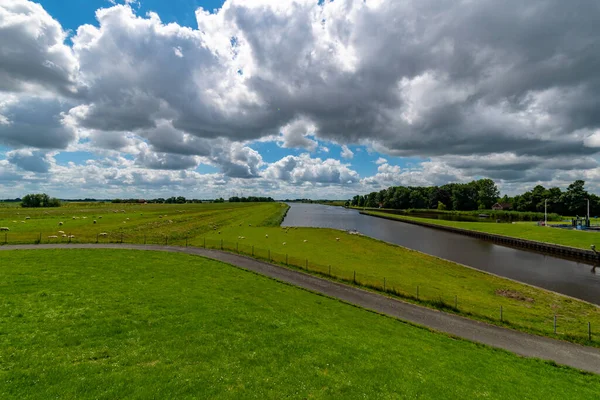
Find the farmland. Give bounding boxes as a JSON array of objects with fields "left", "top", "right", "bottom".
[
  {"left": 1, "top": 202, "right": 600, "bottom": 345},
  {"left": 1, "top": 249, "right": 599, "bottom": 399}
]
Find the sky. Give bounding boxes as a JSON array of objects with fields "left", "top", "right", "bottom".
[{"left": 1, "top": 0, "right": 600, "bottom": 200}]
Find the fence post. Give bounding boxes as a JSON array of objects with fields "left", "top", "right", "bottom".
[
  {"left": 220, "top": 239, "right": 223, "bottom": 250},
  {"left": 252, "top": 245, "right": 254, "bottom": 256},
  {"left": 554, "top": 315, "right": 557, "bottom": 334},
  {"left": 4, "top": 232, "right": 6, "bottom": 244},
  {"left": 589, "top": 322, "right": 592, "bottom": 341},
  {"left": 165, "top": 235, "right": 168, "bottom": 245},
  {"left": 500, "top": 306, "right": 503, "bottom": 322},
  {"left": 120, "top": 232, "right": 123, "bottom": 244}
]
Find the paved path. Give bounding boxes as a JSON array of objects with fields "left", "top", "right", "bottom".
[{"left": 3, "top": 244, "right": 600, "bottom": 374}]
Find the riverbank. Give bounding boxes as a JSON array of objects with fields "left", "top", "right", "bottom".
[{"left": 361, "top": 210, "right": 600, "bottom": 258}]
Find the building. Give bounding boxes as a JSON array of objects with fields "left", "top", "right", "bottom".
[{"left": 492, "top": 202, "right": 512, "bottom": 211}]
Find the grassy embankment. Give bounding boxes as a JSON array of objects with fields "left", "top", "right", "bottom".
[
  {"left": 1, "top": 202, "right": 600, "bottom": 345},
  {"left": 1, "top": 249, "right": 599, "bottom": 399},
  {"left": 362, "top": 210, "right": 600, "bottom": 250}
]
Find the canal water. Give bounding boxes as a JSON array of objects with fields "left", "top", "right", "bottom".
[{"left": 282, "top": 203, "right": 600, "bottom": 305}]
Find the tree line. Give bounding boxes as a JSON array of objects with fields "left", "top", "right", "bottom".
[
  {"left": 21, "top": 193, "right": 61, "bottom": 208},
  {"left": 351, "top": 179, "right": 600, "bottom": 216}
]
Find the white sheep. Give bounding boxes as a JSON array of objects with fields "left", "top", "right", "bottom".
[
  {"left": 336, "top": 238, "right": 340, "bottom": 241},
  {"left": 126, "top": 218, "right": 130, "bottom": 220},
  {"left": 62, "top": 234, "right": 67, "bottom": 237},
  {"left": 283, "top": 242, "right": 286, "bottom": 245},
  {"left": 68, "top": 235, "right": 75, "bottom": 238},
  {"left": 48, "top": 235, "right": 58, "bottom": 239},
  {"left": 99, "top": 233, "right": 108, "bottom": 237},
  {"left": 265, "top": 234, "right": 269, "bottom": 238},
  {"left": 58, "top": 231, "right": 65, "bottom": 234},
  {"left": 25, "top": 216, "right": 30, "bottom": 220},
  {"left": 303, "top": 240, "right": 308, "bottom": 243},
  {"left": 58, "top": 222, "right": 63, "bottom": 226},
  {"left": 0, "top": 227, "right": 9, "bottom": 231},
  {"left": 21, "top": 221, "right": 25, "bottom": 223},
  {"left": 12, "top": 221, "right": 17, "bottom": 223},
  {"left": 82, "top": 217, "right": 87, "bottom": 219},
  {"left": 99, "top": 216, "right": 102, "bottom": 219},
  {"left": 93, "top": 220, "right": 97, "bottom": 224}
]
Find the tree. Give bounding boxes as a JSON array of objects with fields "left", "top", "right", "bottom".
[
  {"left": 21, "top": 193, "right": 61, "bottom": 208},
  {"left": 437, "top": 201, "right": 447, "bottom": 211},
  {"left": 476, "top": 179, "right": 500, "bottom": 210},
  {"left": 561, "top": 180, "right": 588, "bottom": 215}
]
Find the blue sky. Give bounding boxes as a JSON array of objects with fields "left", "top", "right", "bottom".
[{"left": 1, "top": 0, "right": 598, "bottom": 199}]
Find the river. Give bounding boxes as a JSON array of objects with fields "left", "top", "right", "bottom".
[{"left": 282, "top": 203, "right": 600, "bottom": 305}]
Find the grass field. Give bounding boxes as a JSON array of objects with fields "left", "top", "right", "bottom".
[
  {"left": 362, "top": 210, "right": 600, "bottom": 250},
  {"left": 2, "top": 202, "right": 600, "bottom": 345},
  {"left": 1, "top": 249, "right": 599, "bottom": 399}
]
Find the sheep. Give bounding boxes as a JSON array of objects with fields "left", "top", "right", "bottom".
[
  {"left": 282, "top": 242, "right": 286, "bottom": 245},
  {"left": 48, "top": 235, "right": 58, "bottom": 239},
  {"left": 12, "top": 221, "right": 17, "bottom": 223},
  {"left": 82, "top": 217, "right": 87, "bottom": 219},
  {"left": 99, "top": 233, "right": 108, "bottom": 237},
  {"left": 21, "top": 221, "right": 25, "bottom": 223},
  {"left": 62, "top": 234, "right": 67, "bottom": 237},
  {"left": 58, "top": 231, "right": 65, "bottom": 234},
  {"left": 265, "top": 234, "right": 269, "bottom": 238},
  {"left": 336, "top": 238, "right": 340, "bottom": 241},
  {"left": 303, "top": 240, "right": 308, "bottom": 243},
  {"left": 58, "top": 222, "right": 63, "bottom": 226},
  {"left": 218, "top": 231, "right": 221, "bottom": 234},
  {"left": 0, "top": 227, "right": 9, "bottom": 231},
  {"left": 25, "top": 216, "right": 30, "bottom": 220},
  {"left": 126, "top": 218, "right": 130, "bottom": 220},
  {"left": 98, "top": 216, "right": 102, "bottom": 219},
  {"left": 249, "top": 224, "right": 252, "bottom": 227},
  {"left": 93, "top": 220, "right": 97, "bottom": 224},
  {"left": 68, "top": 235, "right": 75, "bottom": 238}
]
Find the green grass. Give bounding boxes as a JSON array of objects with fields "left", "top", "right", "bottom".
[
  {"left": 2, "top": 202, "right": 600, "bottom": 345},
  {"left": 1, "top": 249, "right": 599, "bottom": 399},
  {"left": 363, "top": 210, "right": 600, "bottom": 250}
]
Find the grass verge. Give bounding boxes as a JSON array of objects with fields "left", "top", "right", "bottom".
[{"left": 1, "top": 249, "right": 599, "bottom": 399}]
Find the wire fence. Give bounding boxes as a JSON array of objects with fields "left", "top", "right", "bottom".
[{"left": 1, "top": 231, "right": 598, "bottom": 345}]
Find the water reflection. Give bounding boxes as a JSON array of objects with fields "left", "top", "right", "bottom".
[{"left": 283, "top": 203, "right": 600, "bottom": 304}]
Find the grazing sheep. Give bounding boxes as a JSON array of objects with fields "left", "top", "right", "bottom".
[
  {"left": 303, "top": 240, "right": 308, "bottom": 243},
  {"left": 12, "top": 221, "right": 17, "bottom": 223},
  {"left": 98, "top": 216, "right": 102, "bottom": 219},
  {"left": 283, "top": 242, "right": 286, "bottom": 245},
  {"left": 62, "top": 234, "right": 67, "bottom": 237},
  {"left": 82, "top": 217, "right": 87, "bottom": 219},
  {"left": 93, "top": 220, "right": 97, "bottom": 224},
  {"left": 265, "top": 234, "right": 269, "bottom": 238},
  {"left": 21, "top": 221, "right": 25, "bottom": 223},
  {"left": 48, "top": 235, "right": 58, "bottom": 239},
  {"left": 58, "top": 222, "right": 63, "bottom": 226},
  {"left": 58, "top": 231, "right": 65, "bottom": 234},
  {"left": 336, "top": 238, "right": 340, "bottom": 241},
  {"left": 0, "top": 227, "right": 9, "bottom": 231},
  {"left": 126, "top": 218, "right": 130, "bottom": 220},
  {"left": 68, "top": 235, "right": 75, "bottom": 238},
  {"left": 25, "top": 216, "right": 30, "bottom": 220},
  {"left": 218, "top": 231, "right": 221, "bottom": 234},
  {"left": 99, "top": 233, "right": 108, "bottom": 237}
]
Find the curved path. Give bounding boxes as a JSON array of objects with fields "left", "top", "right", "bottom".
[{"left": 3, "top": 243, "right": 600, "bottom": 374}]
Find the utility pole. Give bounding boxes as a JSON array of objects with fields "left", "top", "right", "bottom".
[
  {"left": 545, "top": 199, "right": 547, "bottom": 227},
  {"left": 588, "top": 198, "right": 590, "bottom": 222}
]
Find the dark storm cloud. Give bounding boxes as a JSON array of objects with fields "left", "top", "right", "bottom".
[{"left": 6, "top": 150, "right": 50, "bottom": 172}]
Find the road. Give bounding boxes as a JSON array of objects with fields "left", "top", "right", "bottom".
[{"left": 3, "top": 243, "right": 600, "bottom": 374}]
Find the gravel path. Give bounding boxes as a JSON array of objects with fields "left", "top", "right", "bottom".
[{"left": 3, "top": 243, "right": 600, "bottom": 374}]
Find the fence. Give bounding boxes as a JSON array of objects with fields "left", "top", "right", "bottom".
[{"left": 1, "top": 232, "right": 598, "bottom": 345}]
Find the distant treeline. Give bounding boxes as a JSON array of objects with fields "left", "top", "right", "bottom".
[
  {"left": 353, "top": 179, "right": 600, "bottom": 216},
  {"left": 229, "top": 196, "right": 275, "bottom": 202},
  {"left": 21, "top": 193, "right": 61, "bottom": 208}
]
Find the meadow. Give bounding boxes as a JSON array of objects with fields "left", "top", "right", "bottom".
[
  {"left": 2, "top": 202, "right": 600, "bottom": 345},
  {"left": 1, "top": 249, "right": 599, "bottom": 399},
  {"left": 361, "top": 210, "right": 600, "bottom": 250}
]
